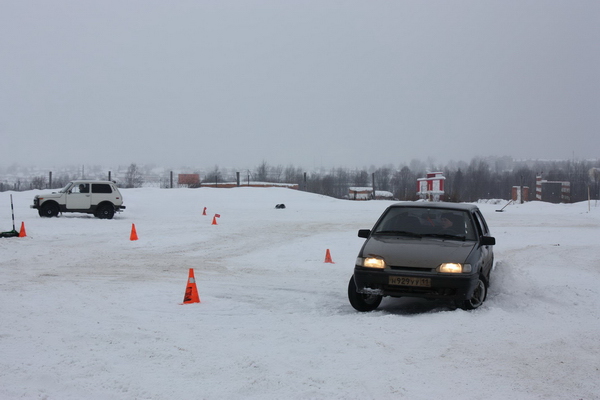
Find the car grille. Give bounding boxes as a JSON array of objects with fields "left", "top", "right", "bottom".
[{"left": 389, "top": 265, "right": 434, "bottom": 272}]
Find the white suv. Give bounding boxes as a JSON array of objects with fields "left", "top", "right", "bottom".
[{"left": 32, "top": 180, "right": 126, "bottom": 219}]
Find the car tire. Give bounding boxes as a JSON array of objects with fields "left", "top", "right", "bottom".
[
  {"left": 348, "top": 275, "right": 382, "bottom": 312},
  {"left": 96, "top": 204, "right": 115, "bottom": 219},
  {"left": 39, "top": 202, "right": 59, "bottom": 217},
  {"left": 460, "top": 277, "right": 487, "bottom": 310}
]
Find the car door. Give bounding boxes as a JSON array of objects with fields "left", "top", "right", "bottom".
[{"left": 66, "top": 183, "right": 92, "bottom": 210}]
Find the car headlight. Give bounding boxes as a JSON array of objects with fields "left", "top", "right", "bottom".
[
  {"left": 437, "top": 263, "right": 472, "bottom": 273},
  {"left": 357, "top": 256, "right": 386, "bottom": 269}
]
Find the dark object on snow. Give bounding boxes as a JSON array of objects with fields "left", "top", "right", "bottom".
[
  {"left": 1, "top": 194, "right": 19, "bottom": 238},
  {"left": 275, "top": 204, "right": 286, "bottom": 209},
  {"left": 0, "top": 229, "right": 18, "bottom": 238},
  {"left": 496, "top": 200, "right": 513, "bottom": 212}
]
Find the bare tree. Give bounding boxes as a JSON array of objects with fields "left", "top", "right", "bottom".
[
  {"left": 30, "top": 176, "right": 46, "bottom": 190},
  {"left": 270, "top": 165, "right": 283, "bottom": 182},
  {"left": 284, "top": 165, "right": 304, "bottom": 184},
  {"left": 352, "top": 169, "right": 369, "bottom": 187},
  {"left": 255, "top": 161, "right": 269, "bottom": 182},
  {"left": 52, "top": 174, "right": 72, "bottom": 189},
  {"left": 391, "top": 166, "right": 416, "bottom": 200},
  {"left": 204, "top": 165, "right": 222, "bottom": 185},
  {"left": 590, "top": 168, "right": 600, "bottom": 200},
  {"left": 374, "top": 166, "right": 392, "bottom": 192},
  {"left": 124, "top": 163, "right": 144, "bottom": 188}
]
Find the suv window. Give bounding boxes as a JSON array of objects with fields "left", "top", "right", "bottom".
[
  {"left": 71, "top": 183, "right": 89, "bottom": 194},
  {"left": 92, "top": 184, "right": 113, "bottom": 194}
]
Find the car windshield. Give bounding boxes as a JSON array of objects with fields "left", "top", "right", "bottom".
[
  {"left": 373, "top": 206, "right": 477, "bottom": 241},
  {"left": 58, "top": 182, "right": 74, "bottom": 193}
]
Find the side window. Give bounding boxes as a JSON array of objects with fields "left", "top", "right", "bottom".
[
  {"left": 463, "top": 213, "right": 478, "bottom": 240},
  {"left": 470, "top": 212, "right": 484, "bottom": 237},
  {"left": 72, "top": 183, "right": 89, "bottom": 194},
  {"left": 92, "top": 184, "right": 113, "bottom": 194},
  {"left": 473, "top": 211, "right": 490, "bottom": 236}
]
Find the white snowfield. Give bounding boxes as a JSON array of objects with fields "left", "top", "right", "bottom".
[{"left": 1, "top": 187, "right": 599, "bottom": 400}]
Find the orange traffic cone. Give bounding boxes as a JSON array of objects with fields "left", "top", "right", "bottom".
[
  {"left": 130, "top": 223, "right": 138, "bottom": 241},
  {"left": 18, "top": 222, "right": 27, "bottom": 238},
  {"left": 202, "top": 207, "right": 207, "bottom": 216},
  {"left": 212, "top": 214, "right": 220, "bottom": 225},
  {"left": 182, "top": 268, "right": 201, "bottom": 304},
  {"left": 324, "top": 249, "right": 335, "bottom": 263}
]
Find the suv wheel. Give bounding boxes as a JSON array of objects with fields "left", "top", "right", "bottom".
[
  {"left": 460, "top": 277, "right": 487, "bottom": 310},
  {"left": 348, "top": 275, "right": 382, "bottom": 312},
  {"left": 96, "top": 204, "right": 115, "bottom": 219},
  {"left": 39, "top": 202, "right": 59, "bottom": 217}
]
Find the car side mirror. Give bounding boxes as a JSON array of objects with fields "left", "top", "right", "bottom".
[
  {"left": 481, "top": 236, "right": 495, "bottom": 246},
  {"left": 358, "top": 229, "right": 370, "bottom": 238}
]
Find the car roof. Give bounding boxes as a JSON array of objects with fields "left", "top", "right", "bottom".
[
  {"left": 71, "top": 180, "right": 116, "bottom": 184},
  {"left": 388, "top": 201, "right": 480, "bottom": 212}
]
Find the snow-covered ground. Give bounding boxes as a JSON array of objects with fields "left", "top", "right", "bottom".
[{"left": 1, "top": 187, "right": 599, "bottom": 400}]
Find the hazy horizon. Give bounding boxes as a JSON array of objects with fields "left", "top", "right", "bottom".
[{"left": 2, "top": 154, "right": 597, "bottom": 179}]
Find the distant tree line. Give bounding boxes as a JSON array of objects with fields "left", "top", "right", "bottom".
[
  {"left": 0, "top": 163, "right": 147, "bottom": 191},
  {"left": 2, "top": 158, "right": 599, "bottom": 203},
  {"left": 235, "top": 158, "right": 600, "bottom": 203}
]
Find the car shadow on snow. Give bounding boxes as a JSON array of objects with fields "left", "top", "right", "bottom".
[
  {"left": 53, "top": 214, "right": 125, "bottom": 220},
  {"left": 54, "top": 214, "right": 95, "bottom": 219},
  {"left": 375, "top": 297, "right": 458, "bottom": 315},
  {"left": 339, "top": 287, "right": 497, "bottom": 316}
]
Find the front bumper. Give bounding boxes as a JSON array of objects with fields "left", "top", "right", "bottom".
[{"left": 353, "top": 267, "right": 479, "bottom": 301}]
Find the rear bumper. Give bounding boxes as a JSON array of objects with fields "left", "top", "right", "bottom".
[{"left": 353, "top": 267, "right": 479, "bottom": 301}]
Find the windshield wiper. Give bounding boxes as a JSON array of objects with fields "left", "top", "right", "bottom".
[
  {"left": 375, "top": 230, "right": 422, "bottom": 238},
  {"left": 421, "top": 233, "right": 466, "bottom": 241}
]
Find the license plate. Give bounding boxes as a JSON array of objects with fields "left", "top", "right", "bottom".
[{"left": 389, "top": 276, "right": 431, "bottom": 287}]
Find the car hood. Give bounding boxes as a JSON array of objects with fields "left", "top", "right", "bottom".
[
  {"left": 35, "top": 192, "right": 62, "bottom": 199},
  {"left": 360, "top": 236, "right": 476, "bottom": 269}
]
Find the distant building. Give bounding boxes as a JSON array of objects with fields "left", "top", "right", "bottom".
[
  {"left": 512, "top": 186, "right": 530, "bottom": 203},
  {"left": 203, "top": 181, "right": 298, "bottom": 189},
  {"left": 178, "top": 174, "right": 200, "bottom": 187},
  {"left": 536, "top": 175, "right": 570, "bottom": 203},
  {"left": 417, "top": 172, "right": 445, "bottom": 202},
  {"left": 178, "top": 173, "right": 298, "bottom": 189},
  {"left": 349, "top": 187, "right": 373, "bottom": 200},
  {"left": 348, "top": 187, "right": 395, "bottom": 201}
]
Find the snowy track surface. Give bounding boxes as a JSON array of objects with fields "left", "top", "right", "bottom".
[{"left": 1, "top": 188, "right": 599, "bottom": 399}]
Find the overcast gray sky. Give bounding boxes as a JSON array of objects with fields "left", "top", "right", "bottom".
[{"left": 1, "top": 0, "right": 598, "bottom": 170}]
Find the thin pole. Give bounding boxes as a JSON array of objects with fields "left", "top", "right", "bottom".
[{"left": 10, "top": 194, "right": 15, "bottom": 231}]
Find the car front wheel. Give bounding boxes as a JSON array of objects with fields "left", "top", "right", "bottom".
[
  {"left": 460, "top": 277, "right": 487, "bottom": 310},
  {"left": 39, "top": 202, "right": 59, "bottom": 217},
  {"left": 348, "top": 275, "right": 382, "bottom": 312}
]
